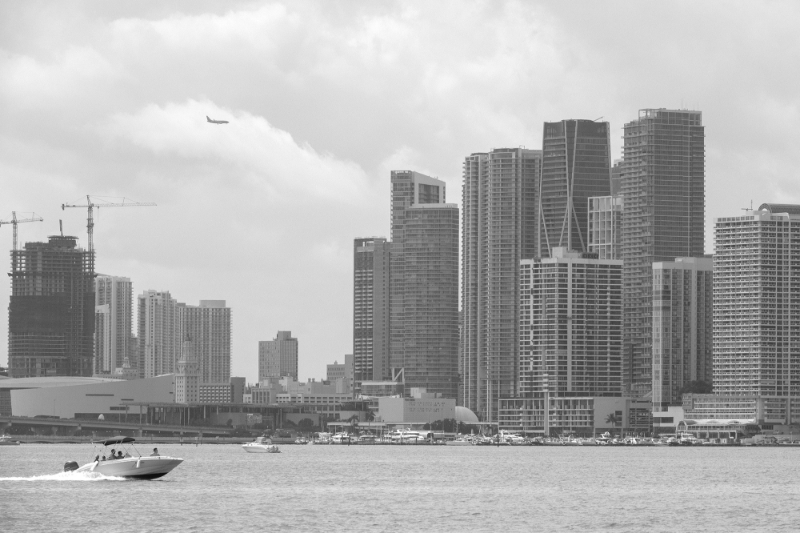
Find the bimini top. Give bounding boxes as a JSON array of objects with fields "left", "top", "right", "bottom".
[
  {"left": 758, "top": 203, "right": 800, "bottom": 216},
  {"left": 100, "top": 436, "right": 135, "bottom": 446}
]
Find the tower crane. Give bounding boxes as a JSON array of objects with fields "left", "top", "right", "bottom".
[
  {"left": 0, "top": 211, "right": 44, "bottom": 273},
  {"left": 61, "top": 195, "right": 156, "bottom": 271},
  {"left": 0, "top": 211, "right": 44, "bottom": 252}
]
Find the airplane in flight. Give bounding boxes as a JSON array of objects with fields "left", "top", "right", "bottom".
[{"left": 206, "top": 116, "right": 229, "bottom": 124}]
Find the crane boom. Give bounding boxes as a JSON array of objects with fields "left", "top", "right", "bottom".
[
  {"left": 61, "top": 195, "right": 156, "bottom": 271},
  {"left": 0, "top": 211, "right": 44, "bottom": 251}
]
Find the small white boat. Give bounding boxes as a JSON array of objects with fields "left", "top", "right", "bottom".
[
  {"left": 69, "top": 436, "right": 183, "bottom": 479},
  {"left": 0, "top": 434, "right": 21, "bottom": 446},
  {"left": 242, "top": 436, "right": 281, "bottom": 453}
]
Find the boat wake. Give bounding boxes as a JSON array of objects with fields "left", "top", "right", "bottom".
[{"left": 0, "top": 471, "right": 127, "bottom": 482}]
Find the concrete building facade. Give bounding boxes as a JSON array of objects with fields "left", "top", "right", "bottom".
[
  {"left": 588, "top": 196, "right": 623, "bottom": 260},
  {"left": 621, "top": 109, "right": 705, "bottom": 397},
  {"left": 353, "top": 237, "right": 390, "bottom": 388},
  {"left": 258, "top": 331, "right": 298, "bottom": 381},
  {"left": 180, "top": 300, "right": 231, "bottom": 384},
  {"left": 713, "top": 205, "right": 800, "bottom": 398},
  {"left": 651, "top": 257, "right": 713, "bottom": 412},
  {"left": 94, "top": 275, "right": 133, "bottom": 374},
  {"left": 539, "top": 119, "right": 612, "bottom": 258},
  {"left": 461, "top": 148, "right": 542, "bottom": 421},
  {"left": 519, "top": 248, "right": 623, "bottom": 398},
  {"left": 137, "top": 290, "right": 181, "bottom": 379},
  {"left": 8, "top": 236, "right": 95, "bottom": 378}
]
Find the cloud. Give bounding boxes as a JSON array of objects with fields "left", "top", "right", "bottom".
[{"left": 2, "top": 0, "right": 800, "bottom": 380}]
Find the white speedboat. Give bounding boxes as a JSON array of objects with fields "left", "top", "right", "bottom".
[
  {"left": 242, "top": 436, "right": 281, "bottom": 453},
  {"left": 69, "top": 436, "right": 183, "bottom": 480},
  {"left": 0, "top": 434, "right": 21, "bottom": 446}
]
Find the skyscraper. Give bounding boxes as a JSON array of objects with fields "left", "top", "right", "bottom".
[
  {"left": 539, "top": 119, "right": 611, "bottom": 258},
  {"left": 353, "top": 237, "right": 390, "bottom": 388},
  {"left": 519, "top": 248, "right": 623, "bottom": 398},
  {"left": 137, "top": 290, "right": 181, "bottom": 379},
  {"left": 389, "top": 171, "right": 459, "bottom": 399},
  {"left": 8, "top": 236, "right": 95, "bottom": 377},
  {"left": 651, "top": 257, "right": 713, "bottom": 411},
  {"left": 713, "top": 204, "right": 800, "bottom": 397},
  {"left": 259, "top": 331, "right": 298, "bottom": 381},
  {"left": 621, "top": 109, "right": 705, "bottom": 396},
  {"left": 94, "top": 275, "right": 133, "bottom": 374},
  {"left": 174, "top": 337, "right": 200, "bottom": 403},
  {"left": 461, "top": 148, "right": 541, "bottom": 420},
  {"left": 180, "top": 300, "right": 231, "bottom": 384}
]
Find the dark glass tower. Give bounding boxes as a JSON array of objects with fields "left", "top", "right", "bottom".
[
  {"left": 621, "top": 109, "right": 705, "bottom": 397},
  {"left": 539, "top": 119, "right": 612, "bottom": 257}
]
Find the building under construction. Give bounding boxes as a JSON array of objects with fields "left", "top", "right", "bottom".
[{"left": 8, "top": 235, "right": 95, "bottom": 378}]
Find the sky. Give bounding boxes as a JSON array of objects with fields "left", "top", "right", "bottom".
[{"left": 1, "top": 1, "right": 799, "bottom": 383}]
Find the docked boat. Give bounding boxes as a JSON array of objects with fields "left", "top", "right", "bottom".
[
  {"left": 331, "top": 432, "right": 354, "bottom": 444},
  {"left": 242, "top": 436, "right": 281, "bottom": 453},
  {"left": 69, "top": 436, "right": 183, "bottom": 479},
  {"left": 445, "top": 437, "right": 474, "bottom": 446},
  {"left": 0, "top": 434, "right": 21, "bottom": 446}
]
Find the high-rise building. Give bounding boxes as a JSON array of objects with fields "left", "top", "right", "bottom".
[
  {"left": 258, "top": 331, "right": 298, "bottom": 381},
  {"left": 621, "top": 109, "right": 705, "bottom": 397},
  {"left": 461, "top": 148, "right": 541, "bottom": 420},
  {"left": 94, "top": 275, "right": 133, "bottom": 374},
  {"left": 389, "top": 171, "right": 459, "bottom": 399},
  {"left": 137, "top": 290, "right": 181, "bottom": 379},
  {"left": 519, "top": 248, "right": 623, "bottom": 398},
  {"left": 180, "top": 300, "right": 231, "bottom": 384},
  {"left": 8, "top": 236, "right": 94, "bottom": 377},
  {"left": 353, "top": 237, "right": 390, "bottom": 388},
  {"left": 651, "top": 257, "right": 713, "bottom": 411},
  {"left": 539, "top": 119, "right": 611, "bottom": 258},
  {"left": 713, "top": 204, "right": 800, "bottom": 397},
  {"left": 588, "top": 196, "right": 623, "bottom": 260}
]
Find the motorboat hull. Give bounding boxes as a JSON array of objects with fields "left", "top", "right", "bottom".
[
  {"left": 76, "top": 456, "right": 183, "bottom": 479},
  {"left": 242, "top": 443, "right": 280, "bottom": 453}
]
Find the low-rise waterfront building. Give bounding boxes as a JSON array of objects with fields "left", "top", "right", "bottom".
[{"left": 498, "top": 396, "right": 651, "bottom": 437}]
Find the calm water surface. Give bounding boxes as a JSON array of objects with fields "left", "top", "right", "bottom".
[{"left": 1, "top": 443, "right": 798, "bottom": 532}]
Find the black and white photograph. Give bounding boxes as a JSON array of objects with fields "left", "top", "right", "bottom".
[{"left": 2, "top": 1, "right": 799, "bottom": 531}]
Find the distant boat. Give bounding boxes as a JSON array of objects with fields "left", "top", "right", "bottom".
[
  {"left": 0, "top": 434, "right": 20, "bottom": 446},
  {"left": 242, "top": 436, "right": 281, "bottom": 453}
]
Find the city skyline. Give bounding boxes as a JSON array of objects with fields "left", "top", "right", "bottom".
[{"left": 2, "top": 2, "right": 799, "bottom": 383}]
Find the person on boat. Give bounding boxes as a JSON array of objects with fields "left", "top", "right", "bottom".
[
  {"left": 94, "top": 455, "right": 100, "bottom": 462},
  {"left": 117, "top": 451, "right": 124, "bottom": 459},
  {"left": 101, "top": 455, "right": 106, "bottom": 461},
  {"left": 151, "top": 448, "right": 160, "bottom": 456},
  {"left": 109, "top": 449, "right": 116, "bottom": 460}
]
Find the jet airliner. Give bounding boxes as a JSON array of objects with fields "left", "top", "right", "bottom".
[{"left": 206, "top": 116, "right": 229, "bottom": 124}]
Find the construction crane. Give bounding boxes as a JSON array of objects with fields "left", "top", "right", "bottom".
[
  {"left": 0, "top": 211, "right": 44, "bottom": 252},
  {"left": 61, "top": 196, "right": 156, "bottom": 270}
]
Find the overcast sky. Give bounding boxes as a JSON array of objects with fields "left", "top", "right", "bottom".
[{"left": 1, "top": 1, "right": 798, "bottom": 382}]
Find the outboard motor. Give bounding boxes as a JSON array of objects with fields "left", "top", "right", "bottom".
[{"left": 64, "top": 461, "right": 79, "bottom": 472}]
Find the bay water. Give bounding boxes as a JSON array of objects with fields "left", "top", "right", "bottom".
[{"left": 2, "top": 443, "right": 797, "bottom": 532}]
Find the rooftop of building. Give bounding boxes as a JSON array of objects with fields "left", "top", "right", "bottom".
[{"left": 758, "top": 203, "right": 800, "bottom": 216}]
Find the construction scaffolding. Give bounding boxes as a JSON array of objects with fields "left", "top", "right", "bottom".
[{"left": 8, "top": 235, "right": 95, "bottom": 378}]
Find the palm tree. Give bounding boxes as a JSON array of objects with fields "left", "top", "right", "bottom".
[{"left": 605, "top": 413, "right": 620, "bottom": 431}]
